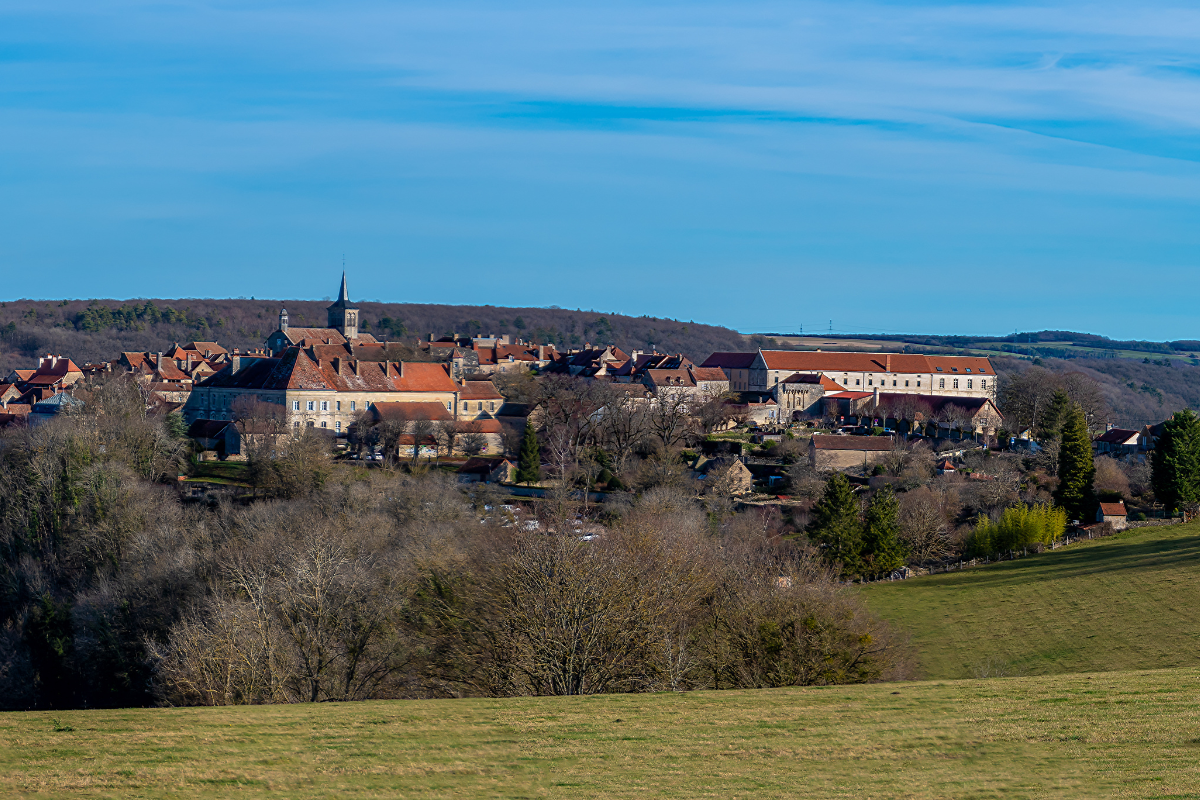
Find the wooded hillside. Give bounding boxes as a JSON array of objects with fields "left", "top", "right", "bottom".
[{"left": 0, "top": 298, "right": 753, "bottom": 374}]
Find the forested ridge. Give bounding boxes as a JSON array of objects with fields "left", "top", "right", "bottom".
[{"left": 0, "top": 298, "right": 752, "bottom": 374}]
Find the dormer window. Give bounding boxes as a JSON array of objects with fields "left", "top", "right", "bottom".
[
  {"left": 965, "top": 368, "right": 972, "bottom": 373},
  {"left": 936, "top": 367, "right": 943, "bottom": 372}
]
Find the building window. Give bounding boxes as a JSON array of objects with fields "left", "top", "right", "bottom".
[
  {"left": 294, "top": 421, "right": 300, "bottom": 428},
  {"left": 477, "top": 402, "right": 483, "bottom": 411},
  {"left": 292, "top": 400, "right": 300, "bottom": 411},
  {"left": 905, "top": 380, "right": 909, "bottom": 387},
  {"left": 320, "top": 401, "right": 329, "bottom": 412},
  {"left": 868, "top": 380, "right": 873, "bottom": 386},
  {"left": 307, "top": 421, "right": 315, "bottom": 427},
  {"left": 939, "top": 379, "right": 945, "bottom": 389},
  {"left": 320, "top": 421, "right": 327, "bottom": 428},
  {"left": 892, "top": 380, "right": 897, "bottom": 386},
  {"left": 336, "top": 401, "right": 341, "bottom": 411},
  {"left": 307, "top": 401, "right": 315, "bottom": 411},
  {"left": 917, "top": 381, "right": 921, "bottom": 387},
  {"left": 953, "top": 379, "right": 959, "bottom": 389},
  {"left": 489, "top": 402, "right": 495, "bottom": 411},
  {"left": 350, "top": 401, "right": 356, "bottom": 411},
  {"left": 967, "top": 379, "right": 973, "bottom": 389},
  {"left": 855, "top": 379, "right": 860, "bottom": 385},
  {"left": 981, "top": 380, "right": 987, "bottom": 390},
  {"left": 462, "top": 402, "right": 468, "bottom": 411},
  {"left": 335, "top": 421, "right": 341, "bottom": 431}
]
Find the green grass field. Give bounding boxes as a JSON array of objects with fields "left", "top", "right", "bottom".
[
  {"left": 862, "top": 522, "right": 1200, "bottom": 680},
  {"left": 5, "top": 668, "right": 1200, "bottom": 799}
]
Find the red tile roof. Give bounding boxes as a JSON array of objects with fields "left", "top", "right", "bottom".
[
  {"left": 458, "top": 380, "right": 504, "bottom": 401},
  {"left": 1099, "top": 502, "right": 1127, "bottom": 516},
  {"left": 760, "top": 351, "right": 994, "bottom": 376}
]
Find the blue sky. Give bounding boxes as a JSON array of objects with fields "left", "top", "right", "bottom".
[{"left": 2, "top": 1, "right": 1199, "bottom": 339}]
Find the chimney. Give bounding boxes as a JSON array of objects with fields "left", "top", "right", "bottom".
[
  {"left": 157, "top": 352, "right": 163, "bottom": 372},
  {"left": 384, "top": 360, "right": 390, "bottom": 378},
  {"left": 429, "top": 333, "right": 435, "bottom": 342},
  {"left": 885, "top": 354, "right": 892, "bottom": 372},
  {"left": 231, "top": 356, "right": 242, "bottom": 374},
  {"left": 398, "top": 361, "right": 403, "bottom": 378},
  {"left": 352, "top": 360, "right": 359, "bottom": 376},
  {"left": 538, "top": 345, "right": 546, "bottom": 361}
]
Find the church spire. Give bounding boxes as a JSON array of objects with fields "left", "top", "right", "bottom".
[{"left": 336, "top": 271, "right": 349, "bottom": 305}]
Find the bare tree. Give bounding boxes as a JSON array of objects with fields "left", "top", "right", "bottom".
[
  {"left": 596, "top": 389, "right": 649, "bottom": 470},
  {"left": 647, "top": 388, "right": 693, "bottom": 449}
]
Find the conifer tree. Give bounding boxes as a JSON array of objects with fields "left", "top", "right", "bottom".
[
  {"left": 806, "top": 473, "right": 863, "bottom": 577},
  {"left": 1151, "top": 409, "right": 1200, "bottom": 511},
  {"left": 1053, "top": 404, "right": 1096, "bottom": 520},
  {"left": 1038, "top": 389, "right": 1071, "bottom": 442},
  {"left": 515, "top": 424, "right": 541, "bottom": 485},
  {"left": 862, "top": 485, "right": 907, "bottom": 579}
]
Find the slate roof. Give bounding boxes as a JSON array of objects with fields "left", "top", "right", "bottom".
[
  {"left": 812, "top": 435, "right": 894, "bottom": 451},
  {"left": 1095, "top": 428, "right": 1140, "bottom": 445},
  {"left": 701, "top": 352, "right": 758, "bottom": 370},
  {"left": 371, "top": 401, "right": 453, "bottom": 423}
]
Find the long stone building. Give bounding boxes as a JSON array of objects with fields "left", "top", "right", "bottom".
[
  {"left": 184, "top": 274, "right": 502, "bottom": 434},
  {"left": 703, "top": 350, "right": 997, "bottom": 400}
]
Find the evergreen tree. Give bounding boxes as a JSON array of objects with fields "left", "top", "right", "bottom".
[
  {"left": 806, "top": 473, "right": 863, "bottom": 577},
  {"left": 1038, "top": 389, "right": 1071, "bottom": 442},
  {"left": 1151, "top": 409, "right": 1200, "bottom": 511},
  {"left": 862, "top": 485, "right": 907, "bottom": 579},
  {"left": 1053, "top": 404, "right": 1096, "bottom": 520},
  {"left": 516, "top": 424, "right": 541, "bottom": 485}
]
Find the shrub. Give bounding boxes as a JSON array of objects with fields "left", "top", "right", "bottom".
[{"left": 964, "top": 503, "right": 1067, "bottom": 558}]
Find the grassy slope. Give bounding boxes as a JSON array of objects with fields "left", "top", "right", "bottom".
[
  {"left": 862, "top": 522, "right": 1200, "bottom": 680},
  {"left": 5, "top": 669, "right": 1200, "bottom": 799}
]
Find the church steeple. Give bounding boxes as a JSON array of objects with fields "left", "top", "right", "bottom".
[{"left": 326, "top": 271, "right": 359, "bottom": 339}]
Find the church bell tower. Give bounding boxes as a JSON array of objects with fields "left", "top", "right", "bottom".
[{"left": 326, "top": 272, "right": 359, "bottom": 339}]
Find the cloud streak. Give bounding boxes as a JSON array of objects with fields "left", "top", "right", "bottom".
[{"left": 1, "top": 1, "right": 1199, "bottom": 338}]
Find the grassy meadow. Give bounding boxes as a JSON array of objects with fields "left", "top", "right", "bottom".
[
  {"left": 862, "top": 522, "right": 1200, "bottom": 680},
  {"left": 6, "top": 668, "right": 1200, "bottom": 799}
]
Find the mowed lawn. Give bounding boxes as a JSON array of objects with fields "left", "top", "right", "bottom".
[
  {"left": 7, "top": 668, "right": 1200, "bottom": 799},
  {"left": 862, "top": 522, "right": 1200, "bottom": 680}
]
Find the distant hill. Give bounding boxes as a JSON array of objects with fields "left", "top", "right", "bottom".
[{"left": 0, "top": 298, "right": 756, "bottom": 375}]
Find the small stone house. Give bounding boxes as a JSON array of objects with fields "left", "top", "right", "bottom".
[
  {"left": 1097, "top": 501, "right": 1128, "bottom": 530},
  {"left": 809, "top": 434, "right": 893, "bottom": 471}
]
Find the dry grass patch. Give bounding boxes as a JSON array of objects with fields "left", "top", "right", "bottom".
[{"left": 5, "top": 669, "right": 1200, "bottom": 798}]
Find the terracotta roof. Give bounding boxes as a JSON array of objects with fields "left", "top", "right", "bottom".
[
  {"left": 691, "top": 367, "right": 728, "bottom": 382},
  {"left": 465, "top": 418, "right": 503, "bottom": 434},
  {"left": 459, "top": 380, "right": 504, "bottom": 401},
  {"left": 1, "top": 404, "right": 30, "bottom": 416},
  {"left": 1099, "top": 502, "right": 1127, "bottom": 516},
  {"left": 812, "top": 435, "right": 894, "bottom": 451},
  {"left": 760, "top": 350, "right": 994, "bottom": 376},
  {"left": 825, "top": 391, "right": 874, "bottom": 400},
  {"left": 701, "top": 352, "right": 758, "bottom": 370},
  {"left": 11, "top": 370, "right": 35, "bottom": 381},
  {"left": 184, "top": 342, "right": 228, "bottom": 355}
]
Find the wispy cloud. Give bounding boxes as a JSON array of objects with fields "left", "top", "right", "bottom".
[{"left": 1, "top": 1, "right": 1199, "bottom": 337}]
